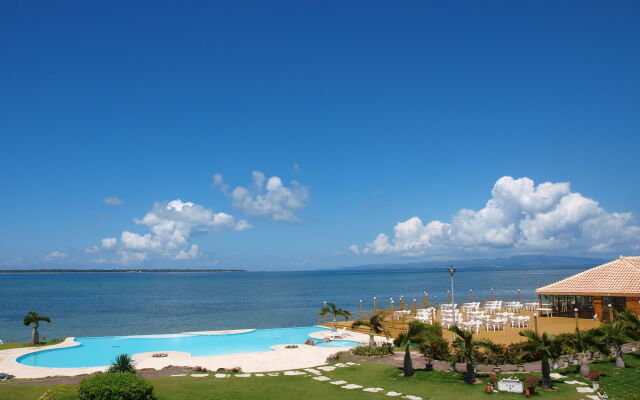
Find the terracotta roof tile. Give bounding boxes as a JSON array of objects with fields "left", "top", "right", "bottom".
[{"left": 536, "top": 256, "right": 640, "bottom": 296}]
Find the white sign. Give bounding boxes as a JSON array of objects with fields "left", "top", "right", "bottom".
[{"left": 497, "top": 378, "right": 523, "bottom": 393}]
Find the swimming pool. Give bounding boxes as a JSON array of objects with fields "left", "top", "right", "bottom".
[{"left": 18, "top": 326, "right": 356, "bottom": 368}]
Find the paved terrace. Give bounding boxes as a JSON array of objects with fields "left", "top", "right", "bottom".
[{"left": 327, "top": 310, "right": 602, "bottom": 345}]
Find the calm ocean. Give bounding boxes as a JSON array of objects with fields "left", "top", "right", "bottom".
[{"left": 0, "top": 266, "right": 588, "bottom": 342}]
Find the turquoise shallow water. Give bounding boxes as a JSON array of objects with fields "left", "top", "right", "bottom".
[
  {"left": 0, "top": 266, "right": 591, "bottom": 342},
  {"left": 18, "top": 326, "right": 343, "bottom": 368}
]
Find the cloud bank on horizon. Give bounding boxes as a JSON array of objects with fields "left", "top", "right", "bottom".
[
  {"left": 351, "top": 176, "right": 640, "bottom": 257},
  {"left": 82, "top": 170, "right": 307, "bottom": 265}
]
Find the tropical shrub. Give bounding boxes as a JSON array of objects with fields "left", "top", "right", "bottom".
[
  {"left": 352, "top": 343, "right": 394, "bottom": 356},
  {"left": 108, "top": 354, "right": 136, "bottom": 374},
  {"left": 524, "top": 375, "right": 538, "bottom": 391},
  {"left": 78, "top": 372, "right": 153, "bottom": 400}
]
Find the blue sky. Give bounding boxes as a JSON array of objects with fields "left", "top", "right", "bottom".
[{"left": 1, "top": 1, "right": 639, "bottom": 270}]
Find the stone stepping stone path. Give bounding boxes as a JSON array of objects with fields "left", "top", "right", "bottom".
[
  {"left": 190, "top": 374, "right": 209, "bottom": 377},
  {"left": 214, "top": 374, "right": 229, "bottom": 378},
  {"left": 345, "top": 362, "right": 359, "bottom": 366},
  {"left": 585, "top": 396, "right": 600, "bottom": 400},
  {"left": 254, "top": 373, "right": 265, "bottom": 377},
  {"left": 283, "top": 370, "right": 306, "bottom": 376},
  {"left": 386, "top": 391, "right": 403, "bottom": 397},
  {"left": 334, "top": 363, "right": 348, "bottom": 367},
  {"left": 235, "top": 374, "right": 251, "bottom": 377},
  {"left": 330, "top": 380, "right": 348, "bottom": 385},
  {"left": 317, "top": 366, "right": 336, "bottom": 371},
  {"left": 565, "top": 380, "right": 588, "bottom": 385},
  {"left": 304, "top": 368, "right": 322, "bottom": 375},
  {"left": 342, "top": 384, "right": 363, "bottom": 389},
  {"left": 267, "top": 373, "right": 280, "bottom": 376},
  {"left": 313, "top": 376, "right": 331, "bottom": 381},
  {"left": 170, "top": 374, "right": 186, "bottom": 377},
  {"left": 576, "top": 387, "right": 595, "bottom": 393},
  {"left": 550, "top": 373, "right": 567, "bottom": 379},
  {"left": 404, "top": 396, "right": 423, "bottom": 400},
  {"left": 363, "top": 388, "right": 385, "bottom": 393}
]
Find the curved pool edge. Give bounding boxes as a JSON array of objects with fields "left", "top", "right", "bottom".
[{"left": 2, "top": 328, "right": 372, "bottom": 379}]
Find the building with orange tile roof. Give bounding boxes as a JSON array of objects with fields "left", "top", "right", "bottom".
[{"left": 536, "top": 256, "right": 640, "bottom": 319}]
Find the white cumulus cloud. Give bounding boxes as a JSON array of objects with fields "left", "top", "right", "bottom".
[
  {"left": 214, "top": 171, "right": 310, "bottom": 222},
  {"left": 43, "top": 250, "right": 66, "bottom": 261},
  {"left": 357, "top": 176, "right": 640, "bottom": 257},
  {"left": 102, "top": 196, "right": 124, "bottom": 206},
  {"left": 110, "top": 199, "right": 250, "bottom": 264}
]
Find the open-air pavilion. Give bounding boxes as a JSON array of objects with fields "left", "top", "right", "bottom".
[{"left": 536, "top": 256, "right": 640, "bottom": 319}]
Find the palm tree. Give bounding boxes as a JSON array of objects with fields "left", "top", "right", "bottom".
[
  {"left": 572, "top": 328, "right": 607, "bottom": 377},
  {"left": 448, "top": 326, "right": 495, "bottom": 384},
  {"left": 351, "top": 313, "right": 389, "bottom": 347},
  {"left": 617, "top": 309, "right": 640, "bottom": 340},
  {"left": 600, "top": 320, "right": 629, "bottom": 368},
  {"left": 108, "top": 354, "right": 136, "bottom": 373},
  {"left": 23, "top": 312, "right": 51, "bottom": 345},
  {"left": 519, "top": 330, "right": 559, "bottom": 388},
  {"left": 394, "top": 320, "right": 428, "bottom": 377},
  {"left": 318, "top": 303, "right": 351, "bottom": 331}
]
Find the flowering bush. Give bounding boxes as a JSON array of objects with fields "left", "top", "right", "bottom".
[
  {"left": 488, "top": 372, "right": 498, "bottom": 385},
  {"left": 589, "top": 370, "right": 603, "bottom": 381},
  {"left": 524, "top": 375, "right": 538, "bottom": 390}
]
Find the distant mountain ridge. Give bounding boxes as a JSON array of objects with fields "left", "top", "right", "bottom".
[{"left": 337, "top": 255, "right": 607, "bottom": 271}]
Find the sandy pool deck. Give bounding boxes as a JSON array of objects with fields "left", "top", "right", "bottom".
[{"left": 0, "top": 328, "right": 379, "bottom": 379}]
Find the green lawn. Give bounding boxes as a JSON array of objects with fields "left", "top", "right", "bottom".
[
  {"left": 0, "top": 340, "right": 63, "bottom": 351},
  {"left": 2, "top": 354, "right": 638, "bottom": 400}
]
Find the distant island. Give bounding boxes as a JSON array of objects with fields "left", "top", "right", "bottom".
[
  {"left": 0, "top": 269, "right": 247, "bottom": 274},
  {"left": 334, "top": 255, "right": 607, "bottom": 271}
]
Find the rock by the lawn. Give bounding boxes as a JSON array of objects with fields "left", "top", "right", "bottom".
[
  {"left": 334, "top": 363, "right": 348, "bottom": 367},
  {"left": 342, "top": 384, "right": 363, "bottom": 389},
  {"left": 267, "top": 373, "right": 280, "bottom": 376},
  {"left": 576, "top": 387, "right": 595, "bottom": 393},
  {"left": 254, "top": 373, "right": 265, "bottom": 377},
  {"left": 550, "top": 373, "right": 567, "bottom": 379},
  {"left": 386, "top": 392, "right": 403, "bottom": 397},
  {"left": 170, "top": 374, "right": 187, "bottom": 377},
  {"left": 191, "top": 374, "right": 209, "bottom": 377},
  {"left": 363, "top": 388, "right": 385, "bottom": 393},
  {"left": 565, "top": 380, "right": 588, "bottom": 385},
  {"left": 214, "top": 374, "right": 228, "bottom": 378},
  {"left": 313, "top": 376, "right": 331, "bottom": 381},
  {"left": 345, "top": 362, "right": 358, "bottom": 366},
  {"left": 235, "top": 374, "right": 251, "bottom": 377},
  {"left": 330, "top": 380, "right": 348, "bottom": 385},
  {"left": 283, "top": 370, "right": 305, "bottom": 376},
  {"left": 317, "top": 366, "right": 336, "bottom": 371},
  {"left": 404, "top": 396, "right": 423, "bottom": 400}
]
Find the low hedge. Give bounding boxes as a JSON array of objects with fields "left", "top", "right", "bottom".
[
  {"left": 352, "top": 343, "right": 394, "bottom": 356},
  {"left": 77, "top": 372, "right": 154, "bottom": 400}
]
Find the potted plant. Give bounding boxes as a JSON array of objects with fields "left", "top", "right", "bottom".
[
  {"left": 523, "top": 375, "right": 537, "bottom": 397},
  {"left": 589, "top": 370, "right": 602, "bottom": 390}
]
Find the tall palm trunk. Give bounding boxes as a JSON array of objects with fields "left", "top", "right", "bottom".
[
  {"left": 579, "top": 353, "right": 590, "bottom": 377},
  {"left": 403, "top": 345, "right": 414, "bottom": 377},
  {"left": 540, "top": 355, "right": 552, "bottom": 388},
  {"left": 465, "top": 362, "right": 475, "bottom": 384},
  {"left": 31, "top": 327, "right": 39, "bottom": 345}
]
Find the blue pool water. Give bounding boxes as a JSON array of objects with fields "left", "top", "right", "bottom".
[{"left": 18, "top": 326, "right": 353, "bottom": 368}]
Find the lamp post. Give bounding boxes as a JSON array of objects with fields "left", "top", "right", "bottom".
[{"left": 448, "top": 266, "right": 457, "bottom": 340}]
